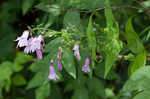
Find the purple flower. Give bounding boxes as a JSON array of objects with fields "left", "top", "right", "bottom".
[
  {"left": 48, "top": 60, "right": 59, "bottom": 80},
  {"left": 82, "top": 56, "right": 90, "bottom": 72},
  {"left": 36, "top": 49, "right": 42, "bottom": 60},
  {"left": 24, "top": 35, "right": 44, "bottom": 59},
  {"left": 73, "top": 41, "right": 81, "bottom": 60},
  {"left": 15, "top": 30, "right": 29, "bottom": 47},
  {"left": 57, "top": 48, "right": 62, "bottom": 71}
]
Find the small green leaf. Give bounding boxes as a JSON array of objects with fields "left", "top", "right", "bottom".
[
  {"left": 125, "top": 17, "right": 145, "bottom": 54},
  {"left": 86, "top": 13, "right": 97, "bottom": 61},
  {"left": 62, "top": 48, "right": 76, "bottom": 79},
  {"left": 35, "top": 83, "right": 50, "bottom": 99},
  {"left": 12, "top": 74, "right": 27, "bottom": 86},
  {"left": 22, "top": 0, "right": 35, "bottom": 15}
]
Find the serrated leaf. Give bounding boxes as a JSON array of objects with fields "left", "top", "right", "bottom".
[
  {"left": 62, "top": 48, "right": 76, "bottom": 79},
  {"left": 63, "top": 10, "right": 80, "bottom": 27},
  {"left": 128, "top": 51, "right": 146, "bottom": 75},
  {"left": 22, "top": 0, "right": 35, "bottom": 15},
  {"left": 125, "top": 17, "right": 145, "bottom": 54},
  {"left": 35, "top": 83, "right": 50, "bottom": 99},
  {"left": 12, "top": 74, "right": 27, "bottom": 86},
  {"left": 86, "top": 14, "right": 97, "bottom": 61},
  {"left": 123, "top": 66, "right": 150, "bottom": 99}
]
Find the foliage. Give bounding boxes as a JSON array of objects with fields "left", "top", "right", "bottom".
[{"left": 1, "top": 0, "right": 150, "bottom": 99}]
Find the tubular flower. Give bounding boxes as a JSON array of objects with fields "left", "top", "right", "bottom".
[
  {"left": 48, "top": 60, "right": 59, "bottom": 80},
  {"left": 73, "top": 41, "right": 81, "bottom": 60},
  {"left": 82, "top": 56, "right": 90, "bottom": 72},
  {"left": 24, "top": 35, "right": 44, "bottom": 59},
  {"left": 36, "top": 49, "right": 42, "bottom": 59},
  {"left": 15, "top": 30, "right": 29, "bottom": 47},
  {"left": 57, "top": 48, "right": 62, "bottom": 71}
]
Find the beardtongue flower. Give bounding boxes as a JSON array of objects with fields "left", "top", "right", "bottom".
[
  {"left": 36, "top": 49, "right": 42, "bottom": 59},
  {"left": 82, "top": 56, "right": 90, "bottom": 72},
  {"left": 15, "top": 30, "right": 29, "bottom": 47},
  {"left": 48, "top": 60, "right": 59, "bottom": 80},
  {"left": 57, "top": 47, "right": 62, "bottom": 71},
  {"left": 24, "top": 35, "right": 44, "bottom": 59},
  {"left": 73, "top": 41, "right": 81, "bottom": 60}
]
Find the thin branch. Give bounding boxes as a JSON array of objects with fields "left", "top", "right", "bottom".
[{"left": 43, "top": 5, "right": 150, "bottom": 13}]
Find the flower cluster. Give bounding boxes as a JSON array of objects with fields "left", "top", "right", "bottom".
[
  {"left": 15, "top": 30, "right": 44, "bottom": 59},
  {"left": 16, "top": 31, "right": 91, "bottom": 81}
]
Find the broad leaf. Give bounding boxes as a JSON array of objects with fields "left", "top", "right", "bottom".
[
  {"left": 62, "top": 48, "right": 76, "bottom": 79},
  {"left": 35, "top": 83, "right": 50, "bottom": 99},
  {"left": 63, "top": 11, "right": 80, "bottom": 27},
  {"left": 123, "top": 66, "right": 150, "bottom": 99}
]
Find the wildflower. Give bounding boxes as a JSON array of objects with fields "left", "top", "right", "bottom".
[
  {"left": 82, "top": 56, "right": 90, "bottom": 72},
  {"left": 24, "top": 35, "right": 44, "bottom": 59},
  {"left": 48, "top": 60, "right": 59, "bottom": 80},
  {"left": 15, "top": 30, "right": 29, "bottom": 47},
  {"left": 73, "top": 41, "right": 81, "bottom": 60},
  {"left": 36, "top": 49, "right": 42, "bottom": 59}
]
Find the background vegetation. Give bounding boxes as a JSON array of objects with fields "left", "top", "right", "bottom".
[{"left": 1, "top": 0, "right": 150, "bottom": 99}]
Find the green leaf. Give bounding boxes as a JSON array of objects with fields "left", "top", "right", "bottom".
[
  {"left": 72, "top": 86, "right": 89, "bottom": 99},
  {"left": 95, "top": 62, "right": 119, "bottom": 80},
  {"left": 13, "top": 52, "right": 32, "bottom": 72},
  {"left": 35, "top": 3, "right": 61, "bottom": 16},
  {"left": 22, "top": 0, "right": 35, "bottom": 15},
  {"left": 123, "top": 66, "right": 150, "bottom": 99},
  {"left": 35, "top": 83, "right": 50, "bottom": 99},
  {"left": 87, "top": 77, "right": 105, "bottom": 98},
  {"left": 125, "top": 17, "right": 145, "bottom": 54},
  {"left": 62, "top": 48, "right": 76, "bottom": 79},
  {"left": 14, "top": 52, "right": 32, "bottom": 64},
  {"left": 26, "top": 67, "right": 49, "bottom": 89},
  {"left": 0, "top": 61, "right": 13, "bottom": 92},
  {"left": 86, "top": 14, "right": 97, "bottom": 61},
  {"left": 105, "top": 0, "right": 114, "bottom": 27},
  {"left": 128, "top": 51, "right": 146, "bottom": 75},
  {"left": 12, "top": 74, "right": 27, "bottom": 86},
  {"left": 63, "top": 10, "right": 80, "bottom": 27},
  {"left": 104, "top": 6, "right": 122, "bottom": 78}
]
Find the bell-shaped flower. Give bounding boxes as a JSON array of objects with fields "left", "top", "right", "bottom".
[
  {"left": 24, "top": 35, "right": 44, "bottom": 59},
  {"left": 36, "top": 49, "right": 42, "bottom": 59},
  {"left": 15, "top": 30, "right": 29, "bottom": 47},
  {"left": 73, "top": 41, "right": 81, "bottom": 60},
  {"left": 48, "top": 60, "right": 59, "bottom": 80},
  {"left": 82, "top": 56, "right": 90, "bottom": 72}
]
